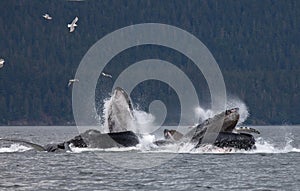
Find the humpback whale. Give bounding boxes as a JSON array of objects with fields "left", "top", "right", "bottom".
[
  {"left": 0, "top": 87, "right": 139, "bottom": 152},
  {"left": 0, "top": 87, "right": 259, "bottom": 152},
  {"left": 107, "top": 87, "right": 135, "bottom": 133},
  {"left": 159, "top": 108, "right": 258, "bottom": 150}
]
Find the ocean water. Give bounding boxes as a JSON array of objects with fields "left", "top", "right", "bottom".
[{"left": 0, "top": 126, "right": 299, "bottom": 191}]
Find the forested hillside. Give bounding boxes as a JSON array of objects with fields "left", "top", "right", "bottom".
[{"left": 0, "top": 0, "right": 299, "bottom": 125}]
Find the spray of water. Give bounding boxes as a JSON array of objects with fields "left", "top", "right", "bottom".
[
  {"left": 226, "top": 97, "right": 249, "bottom": 125},
  {"left": 195, "top": 97, "right": 249, "bottom": 125}
]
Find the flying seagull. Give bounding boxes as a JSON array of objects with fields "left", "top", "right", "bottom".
[
  {"left": 42, "top": 13, "right": 52, "bottom": 20},
  {"left": 101, "top": 72, "right": 112, "bottom": 78},
  {"left": 68, "top": 17, "right": 78, "bottom": 32},
  {"left": 0, "top": 59, "right": 4, "bottom": 68},
  {"left": 68, "top": 79, "right": 79, "bottom": 87}
]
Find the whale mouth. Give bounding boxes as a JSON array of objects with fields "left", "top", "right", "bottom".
[
  {"left": 225, "top": 107, "right": 239, "bottom": 115},
  {"left": 107, "top": 87, "right": 135, "bottom": 133},
  {"left": 222, "top": 108, "right": 240, "bottom": 132}
]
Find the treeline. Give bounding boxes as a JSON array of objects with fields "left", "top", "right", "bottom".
[{"left": 0, "top": 0, "right": 299, "bottom": 125}]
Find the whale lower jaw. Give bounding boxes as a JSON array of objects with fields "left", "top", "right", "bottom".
[
  {"left": 154, "top": 132, "right": 256, "bottom": 151},
  {"left": 196, "top": 132, "right": 255, "bottom": 150}
]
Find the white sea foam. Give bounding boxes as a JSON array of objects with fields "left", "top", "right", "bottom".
[
  {"left": 70, "top": 145, "right": 139, "bottom": 153},
  {"left": 0, "top": 144, "right": 31, "bottom": 153}
]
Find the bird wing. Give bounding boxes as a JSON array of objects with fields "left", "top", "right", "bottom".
[
  {"left": 68, "top": 81, "right": 72, "bottom": 86},
  {"left": 72, "top": 17, "right": 78, "bottom": 25},
  {"left": 102, "top": 72, "right": 112, "bottom": 78},
  {"left": 69, "top": 26, "right": 75, "bottom": 32}
]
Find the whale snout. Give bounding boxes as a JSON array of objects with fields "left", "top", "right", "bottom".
[
  {"left": 222, "top": 108, "right": 240, "bottom": 132},
  {"left": 225, "top": 108, "right": 239, "bottom": 115}
]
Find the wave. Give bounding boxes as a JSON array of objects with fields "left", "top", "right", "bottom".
[{"left": 0, "top": 144, "right": 31, "bottom": 153}]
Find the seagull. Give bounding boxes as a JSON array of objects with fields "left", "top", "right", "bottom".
[
  {"left": 42, "top": 13, "right": 52, "bottom": 20},
  {"left": 68, "top": 79, "right": 79, "bottom": 87},
  {"left": 68, "top": 17, "right": 78, "bottom": 32},
  {"left": 0, "top": 59, "right": 4, "bottom": 68},
  {"left": 101, "top": 72, "right": 112, "bottom": 78}
]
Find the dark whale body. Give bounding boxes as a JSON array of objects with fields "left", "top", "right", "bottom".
[
  {"left": 1, "top": 130, "right": 139, "bottom": 152},
  {"left": 212, "top": 132, "right": 255, "bottom": 150},
  {"left": 67, "top": 130, "right": 139, "bottom": 148},
  {"left": 42, "top": 130, "right": 139, "bottom": 152}
]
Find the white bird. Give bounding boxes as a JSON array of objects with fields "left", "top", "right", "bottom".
[
  {"left": 101, "top": 72, "right": 112, "bottom": 78},
  {"left": 42, "top": 13, "right": 52, "bottom": 20},
  {"left": 68, "top": 79, "right": 79, "bottom": 87},
  {"left": 68, "top": 17, "right": 78, "bottom": 32},
  {"left": 0, "top": 59, "right": 4, "bottom": 68}
]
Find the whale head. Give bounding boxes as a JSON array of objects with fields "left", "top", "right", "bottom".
[
  {"left": 107, "top": 87, "right": 135, "bottom": 133},
  {"left": 222, "top": 107, "right": 240, "bottom": 132}
]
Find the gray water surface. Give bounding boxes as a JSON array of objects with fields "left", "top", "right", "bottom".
[{"left": 0, "top": 126, "right": 299, "bottom": 191}]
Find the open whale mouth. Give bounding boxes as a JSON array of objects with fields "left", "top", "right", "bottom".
[
  {"left": 107, "top": 87, "right": 135, "bottom": 133},
  {"left": 222, "top": 108, "right": 240, "bottom": 132},
  {"left": 225, "top": 107, "right": 239, "bottom": 115}
]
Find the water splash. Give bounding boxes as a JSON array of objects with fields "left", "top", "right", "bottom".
[
  {"left": 226, "top": 97, "right": 249, "bottom": 125},
  {"left": 252, "top": 134, "right": 300, "bottom": 153},
  {"left": 194, "top": 107, "right": 214, "bottom": 123},
  {"left": 195, "top": 97, "right": 249, "bottom": 124},
  {"left": 0, "top": 144, "right": 31, "bottom": 153},
  {"left": 101, "top": 97, "right": 112, "bottom": 133},
  {"left": 136, "top": 134, "right": 157, "bottom": 150},
  {"left": 133, "top": 109, "right": 159, "bottom": 134}
]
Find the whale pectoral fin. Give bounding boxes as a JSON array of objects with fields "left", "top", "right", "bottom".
[{"left": 0, "top": 138, "right": 46, "bottom": 151}]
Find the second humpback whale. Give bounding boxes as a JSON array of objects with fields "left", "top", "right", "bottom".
[{"left": 158, "top": 108, "right": 259, "bottom": 150}]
